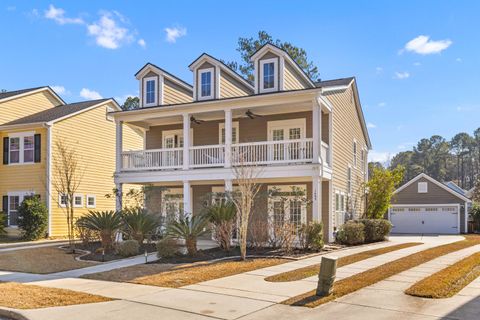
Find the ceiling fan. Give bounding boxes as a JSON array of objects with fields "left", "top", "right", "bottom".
[
  {"left": 245, "top": 109, "right": 263, "bottom": 119},
  {"left": 190, "top": 116, "right": 205, "bottom": 125}
]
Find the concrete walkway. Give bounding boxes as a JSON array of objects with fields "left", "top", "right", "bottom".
[
  {"left": 2, "top": 235, "right": 478, "bottom": 320},
  {"left": 0, "top": 240, "right": 69, "bottom": 252}
]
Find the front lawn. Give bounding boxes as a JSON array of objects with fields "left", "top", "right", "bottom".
[
  {"left": 84, "top": 258, "right": 288, "bottom": 288},
  {"left": 0, "top": 282, "right": 111, "bottom": 309},
  {"left": 283, "top": 235, "right": 480, "bottom": 308},
  {"left": 405, "top": 251, "right": 480, "bottom": 298},
  {"left": 0, "top": 246, "right": 94, "bottom": 274}
]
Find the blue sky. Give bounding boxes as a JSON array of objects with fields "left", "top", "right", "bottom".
[{"left": 1, "top": 1, "right": 479, "bottom": 162}]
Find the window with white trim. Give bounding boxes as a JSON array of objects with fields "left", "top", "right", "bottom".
[
  {"left": 59, "top": 194, "right": 68, "bottom": 208},
  {"left": 198, "top": 68, "right": 214, "bottom": 100},
  {"left": 219, "top": 122, "right": 239, "bottom": 144},
  {"left": 86, "top": 195, "right": 96, "bottom": 208},
  {"left": 74, "top": 194, "right": 83, "bottom": 208},
  {"left": 418, "top": 182, "right": 428, "bottom": 193},
  {"left": 143, "top": 76, "right": 157, "bottom": 106},
  {"left": 335, "top": 190, "right": 346, "bottom": 227},
  {"left": 259, "top": 58, "right": 278, "bottom": 93},
  {"left": 8, "top": 132, "right": 35, "bottom": 164}
]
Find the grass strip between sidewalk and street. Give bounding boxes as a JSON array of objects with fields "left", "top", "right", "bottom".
[
  {"left": 0, "top": 282, "right": 112, "bottom": 309},
  {"left": 405, "top": 251, "right": 480, "bottom": 298},
  {"left": 283, "top": 235, "right": 480, "bottom": 308},
  {"left": 265, "top": 242, "right": 422, "bottom": 282}
]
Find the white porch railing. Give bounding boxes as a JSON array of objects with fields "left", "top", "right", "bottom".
[
  {"left": 190, "top": 144, "right": 225, "bottom": 168},
  {"left": 121, "top": 148, "right": 183, "bottom": 171},
  {"left": 232, "top": 139, "right": 314, "bottom": 165}
]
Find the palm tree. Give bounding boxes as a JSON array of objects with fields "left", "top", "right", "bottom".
[
  {"left": 205, "top": 202, "right": 236, "bottom": 251},
  {"left": 167, "top": 215, "right": 208, "bottom": 256},
  {"left": 77, "top": 210, "right": 123, "bottom": 251},
  {"left": 122, "top": 207, "right": 160, "bottom": 243}
]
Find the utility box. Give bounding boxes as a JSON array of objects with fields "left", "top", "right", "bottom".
[{"left": 316, "top": 256, "right": 337, "bottom": 296}]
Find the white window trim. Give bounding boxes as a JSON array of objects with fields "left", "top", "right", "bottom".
[
  {"left": 6, "top": 191, "right": 34, "bottom": 227},
  {"left": 73, "top": 193, "right": 83, "bottom": 208},
  {"left": 143, "top": 76, "right": 157, "bottom": 107},
  {"left": 86, "top": 194, "right": 96, "bottom": 209},
  {"left": 418, "top": 182, "right": 428, "bottom": 193},
  {"left": 218, "top": 122, "right": 239, "bottom": 144},
  {"left": 267, "top": 118, "right": 306, "bottom": 141},
  {"left": 58, "top": 193, "right": 67, "bottom": 208},
  {"left": 267, "top": 184, "right": 308, "bottom": 234},
  {"left": 259, "top": 58, "right": 278, "bottom": 93},
  {"left": 198, "top": 68, "right": 214, "bottom": 100},
  {"left": 8, "top": 131, "right": 35, "bottom": 165},
  {"left": 162, "top": 129, "right": 193, "bottom": 148}
]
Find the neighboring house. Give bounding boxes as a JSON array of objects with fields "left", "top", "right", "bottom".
[
  {"left": 389, "top": 173, "right": 472, "bottom": 234},
  {"left": 0, "top": 87, "right": 143, "bottom": 237},
  {"left": 111, "top": 43, "right": 372, "bottom": 242}
]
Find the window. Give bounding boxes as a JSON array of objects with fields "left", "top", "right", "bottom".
[
  {"left": 8, "top": 195, "right": 19, "bottom": 226},
  {"left": 9, "top": 137, "right": 20, "bottom": 164},
  {"left": 74, "top": 194, "right": 83, "bottom": 208},
  {"left": 86, "top": 195, "right": 96, "bottom": 208},
  {"left": 418, "top": 182, "right": 428, "bottom": 193},
  {"left": 8, "top": 132, "right": 35, "bottom": 164},
  {"left": 59, "top": 194, "right": 68, "bottom": 208},
  {"left": 219, "top": 122, "right": 239, "bottom": 144},
  {"left": 335, "top": 190, "right": 347, "bottom": 227},
  {"left": 198, "top": 68, "right": 214, "bottom": 100},
  {"left": 259, "top": 58, "right": 278, "bottom": 92},
  {"left": 347, "top": 166, "right": 352, "bottom": 194},
  {"left": 23, "top": 136, "right": 34, "bottom": 163},
  {"left": 143, "top": 77, "right": 157, "bottom": 106},
  {"left": 353, "top": 141, "right": 357, "bottom": 168}
]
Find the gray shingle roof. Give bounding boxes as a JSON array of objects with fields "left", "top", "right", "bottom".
[
  {"left": 1, "top": 99, "right": 109, "bottom": 126},
  {"left": 315, "top": 77, "right": 354, "bottom": 88},
  {"left": 0, "top": 87, "right": 47, "bottom": 101}
]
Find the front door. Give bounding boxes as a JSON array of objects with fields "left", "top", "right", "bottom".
[
  {"left": 268, "top": 120, "right": 305, "bottom": 162},
  {"left": 163, "top": 131, "right": 184, "bottom": 167}
]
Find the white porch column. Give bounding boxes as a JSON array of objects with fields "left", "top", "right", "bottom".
[
  {"left": 224, "top": 109, "right": 232, "bottom": 168},
  {"left": 312, "top": 101, "right": 322, "bottom": 164},
  {"left": 328, "top": 180, "right": 334, "bottom": 242},
  {"left": 183, "top": 113, "right": 190, "bottom": 170},
  {"left": 183, "top": 180, "right": 192, "bottom": 215},
  {"left": 115, "top": 183, "right": 123, "bottom": 211},
  {"left": 328, "top": 111, "right": 333, "bottom": 166},
  {"left": 115, "top": 120, "right": 123, "bottom": 173},
  {"left": 312, "top": 174, "right": 322, "bottom": 222},
  {"left": 225, "top": 179, "right": 233, "bottom": 199},
  {"left": 465, "top": 202, "right": 469, "bottom": 233}
]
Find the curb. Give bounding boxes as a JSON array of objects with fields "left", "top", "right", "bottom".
[{"left": 0, "top": 308, "right": 30, "bottom": 320}]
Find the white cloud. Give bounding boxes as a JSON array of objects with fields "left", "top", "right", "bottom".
[
  {"left": 413, "top": 62, "right": 421, "bottom": 66},
  {"left": 138, "top": 38, "right": 146, "bottom": 48},
  {"left": 394, "top": 71, "right": 410, "bottom": 79},
  {"left": 397, "top": 142, "right": 414, "bottom": 150},
  {"left": 368, "top": 151, "right": 392, "bottom": 163},
  {"left": 378, "top": 102, "right": 386, "bottom": 107},
  {"left": 165, "top": 26, "right": 186, "bottom": 43},
  {"left": 456, "top": 57, "right": 462, "bottom": 63},
  {"left": 375, "top": 67, "right": 383, "bottom": 74},
  {"left": 87, "top": 12, "right": 133, "bottom": 49},
  {"left": 114, "top": 94, "right": 136, "bottom": 103},
  {"left": 402, "top": 35, "right": 452, "bottom": 55},
  {"left": 44, "top": 4, "right": 84, "bottom": 25},
  {"left": 50, "top": 85, "right": 69, "bottom": 95},
  {"left": 367, "top": 122, "right": 377, "bottom": 129},
  {"left": 80, "top": 88, "right": 102, "bottom": 100},
  {"left": 6, "top": 6, "right": 16, "bottom": 11}
]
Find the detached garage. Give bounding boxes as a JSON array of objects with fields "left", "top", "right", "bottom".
[{"left": 389, "top": 173, "right": 471, "bottom": 234}]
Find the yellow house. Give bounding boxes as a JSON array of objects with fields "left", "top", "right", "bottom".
[{"left": 0, "top": 87, "right": 143, "bottom": 237}]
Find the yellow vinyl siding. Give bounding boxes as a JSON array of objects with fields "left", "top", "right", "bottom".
[
  {"left": 283, "top": 62, "right": 309, "bottom": 90},
  {"left": 0, "top": 127, "right": 47, "bottom": 202},
  {"left": 327, "top": 87, "right": 368, "bottom": 224},
  {"left": 0, "top": 91, "right": 60, "bottom": 124},
  {"left": 163, "top": 79, "right": 192, "bottom": 105},
  {"left": 49, "top": 104, "right": 144, "bottom": 236},
  {"left": 219, "top": 72, "right": 250, "bottom": 98}
]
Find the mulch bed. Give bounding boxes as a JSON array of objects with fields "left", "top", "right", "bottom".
[{"left": 78, "top": 242, "right": 157, "bottom": 262}]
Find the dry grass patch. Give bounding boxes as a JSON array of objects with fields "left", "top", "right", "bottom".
[
  {"left": 406, "top": 251, "right": 480, "bottom": 298},
  {"left": 283, "top": 235, "right": 480, "bottom": 308},
  {"left": 266, "top": 242, "right": 421, "bottom": 282},
  {"left": 0, "top": 282, "right": 111, "bottom": 309},
  {"left": 0, "top": 246, "right": 94, "bottom": 274}
]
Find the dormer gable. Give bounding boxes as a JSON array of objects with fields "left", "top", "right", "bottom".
[
  {"left": 189, "top": 53, "right": 254, "bottom": 101},
  {"left": 250, "top": 43, "right": 315, "bottom": 94},
  {"left": 135, "top": 63, "right": 193, "bottom": 108}
]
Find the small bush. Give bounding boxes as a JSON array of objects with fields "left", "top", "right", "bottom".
[
  {"left": 299, "top": 222, "right": 324, "bottom": 251},
  {"left": 205, "top": 202, "right": 236, "bottom": 251},
  {"left": 17, "top": 197, "right": 48, "bottom": 240},
  {"left": 0, "top": 212, "right": 6, "bottom": 236},
  {"left": 116, "top": 239, "right": 140, "bottom": 257},
  {"left": 157, "top": 238, "right": 179, "bottom": 258},
  {"left": 336, "top": 221, "right": 365, "bottom": 245},
  {"left": 359, "top": 219, "right": 392, "bottom": 242},
  {"left": 75, "top": 217, "right": 97, "bottom": 247}
]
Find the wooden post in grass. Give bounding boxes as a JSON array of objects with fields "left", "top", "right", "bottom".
[{"left": 316, "top": 256, "right": 337, "bottom": 296}]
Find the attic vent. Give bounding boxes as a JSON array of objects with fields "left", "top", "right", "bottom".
[{"left": 418, "top": 182, "right": 428, "bottom": 193}]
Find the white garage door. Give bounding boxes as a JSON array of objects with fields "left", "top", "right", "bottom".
[{"left": 390, "top": 205, "right": 459, "bottom": 234}]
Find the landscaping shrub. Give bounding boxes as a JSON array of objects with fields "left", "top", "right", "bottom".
[
  {"left": 116, "top": 240, "right": 140, "bottom": 257},
  {"left": 358, "top": 219, "right": 392, "bottom": 242},
  {"left": 0, "top": 212, "right": 6, "bottom": 236},
  {"left": 75, "top": 217, "right": 97, "bottom": 247},
  {"left": 471, "top": 204, "right": 480, "bottom": 232},
  {"left": 156, "top": 238, "right": 179, "bottom": 258},
  {"left": 166, "top": 214, "right": 208, "bottom": 256},
  {"left": 76, "top": 210, "right": 123, "bottom": 251},
  {"left": 336, "top": 221, "right": 365, "bottom": 245},
  {"left": 205, "top": 201, "right": 236, "bottom": 251},
  {"left": 122, "top": 207, "right": 160, "bottom": 243},
  {"left": 17, "top": 197, "right": 48, "bottom": 240},
  {"left": 299, "top": 222, "right": 324, "bottom": 251}
]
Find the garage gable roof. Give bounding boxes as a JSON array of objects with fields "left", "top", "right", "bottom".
[{"left": 394, "top": 173, "right": 471, "bottom": 203}]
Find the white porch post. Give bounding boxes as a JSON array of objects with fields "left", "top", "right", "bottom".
[
  {"left": 312, "top": 100, "right": 322, "bottom": 164},
  {"left": 115, "top": 120, "right": 123, "bottom": 173},
  {"left": 115, "top": 183, "right": 123, "bottom": 211},
  {"left": 328, "top": 180, "right": 334, "bottom": 242},
  {"left": 183, "top": 113, "right": 190, "bottom": 170},
  {"left": 225, "top": 179, "right": 233, "bottom": 199},
  {"left": 183, "top": 180, "right": 192, "bottom": 215},
  {"left": 224, "top": 109, "right": 232, "bottom": 168},
  {"left": 328, "top": 111, "right": 333, "bottom": 165},
  {"left": 312, "top": 174, "right": 322, "bottom": 222},
  {"left": 465, "top": 201, "right": 469, "bottom": 233}
]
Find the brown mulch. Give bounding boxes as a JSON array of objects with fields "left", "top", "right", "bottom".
[
  {"left": 79, "top": 242, "right": 157, "bottom": 262},
  {"left": 0, "top": 282, "right": 111, "bottom": 309},
  {"left": 283, "top": 235, "right": 480, "bottom": 308},
  {"left": 0, "top": 246, "right": 94, "bottom": 274},
  {"left": 265, "top": 242, "right": 422, "bottom": 282},
  {"left": 405, "top": 251, "right": 480, "bottom": 298}
]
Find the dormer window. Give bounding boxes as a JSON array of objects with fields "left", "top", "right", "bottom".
[
  {"left": 143, "top": 76, "right": 157, "bottom": 106},
  {"left": 260, "top": 58, "right": 278, "bottom": 93},
  {"left": 198, "top": 68, "right": 214, "bottom": 100}
]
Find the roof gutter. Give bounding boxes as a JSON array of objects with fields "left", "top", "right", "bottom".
[{"left": 0, "top": 122, "right": 46, "bottom": 131}]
